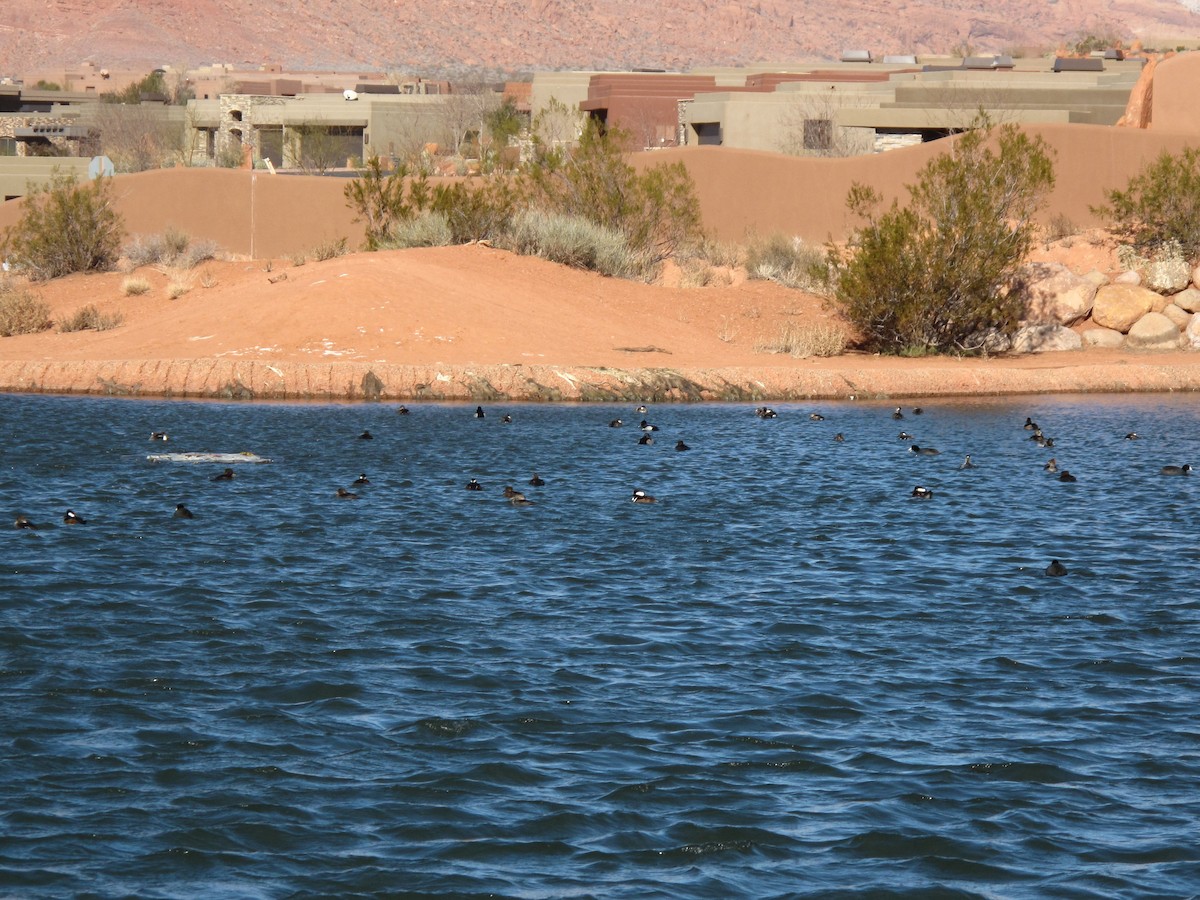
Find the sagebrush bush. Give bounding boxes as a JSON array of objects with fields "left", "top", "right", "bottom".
[
  {"left": 828, "top": 119, "right": 1055, "bottom": 355},
  {"left": 745, "top": 234, "right": 828, "bottom": 291},
  {"left": 1094, "top": 147, "right": 1200, "bottom": 258},
  {"left": 0, "top": 281, "right": 52, "bottom": 336},
  {"left": 122, "top": 276, "right": 151, "bottom": 296},
  {"left": 58, "top": 303, "right": 124, "bottom": 332},
  {"left": 125, "top": 230, "right": 219, "bottom": 270},
  {"left": 381, "top": 212, "right": 453, "bottom": 249},
  {"left": 166, "top": 277, "right": 192, "bottom": 299},
  {"left": 503, "top": 209, "right": 643, "bottom": 278},
  {"left": 0, "top": 171, "right": 123, "bottom": 281},
  {"left": 755, "top": 322, "right": 848, "bottom": 358}
]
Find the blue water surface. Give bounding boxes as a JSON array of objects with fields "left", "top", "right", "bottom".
[{"left": 1, "top": 393, "right": 1199, "bottom": 898}]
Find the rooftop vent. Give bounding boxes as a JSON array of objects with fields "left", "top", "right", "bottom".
[{"left": 840, "top": 49, "right": 873, "bottom": 63}]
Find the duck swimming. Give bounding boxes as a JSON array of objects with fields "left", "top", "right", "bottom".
[
  {"left": 639, "top": 420, "right": 659, "bottom": 432},
  {"left": 1160, "top": 464, "right": 1193, "bottom": 475},
  {"left": 13, "top": 515, "right": 37, "bottom": 530},
  {"left": 1044, "top": 458, "right": 1058, "bottom": 473},
  {"left": 898, "top": 431, "right": 914, "bottom": 441},
  {"left": 173, "top": 504, "right": 194, "bottom": 519},
  {"left": 465, "top": 478, "right": 483, "bottom": 491},
  {"left": 833, "top": 433, "right": 845, "bottom": 442},
  {"left": 1125, "top": 432, "right": 1139, "bottom": 440},
  {"left": 636, "top": 405, "right": 648, "bottom": 414},
  {"left": 396, "top": 405, "right": 410, "bottom": 415},
  {"left": 353, "top": 473, "right": 370, "bottom": 485},
  {"left": 336, "top": 487, "right": 359, "bottom": 499},
  {"left": 892, "top": 407, "right": 905, "bottom": 420},
  {"left": 62, "top": 510, "right": 86, "bottom": 524},
  {"left": 755, "top": 407, "right": 778, "bottom": 419},
  {"left": 631, "top": 489, "right": 658, "bottom": 503},
  {"left": 1045, "top": 559, "right": 1069, "bottom": 577},
  {"left": 358, "top": 430, "right": 374, "bottom": 440},
  {"left": 150, "top": 432, "right": 169, "bottom": 441},
  {"left": 910, "top": 486, "right": 934, "bottom": 499},
  {"left": 529, "top": 473, "right": 545, "bottom": 486},
  {"left": 502, "top": 415, "right": 513, "bottom": 424},
  {"left": 959, "top": 455, "right": 976, "bottom": 469},
  {"left": 609, "top": 419, "right": 624, "bottom": 428},
  {"left": 503, "top": 486, "right": 527, "bottom": 501},
  {"left": 909, "top": 445, "right": 940, "bottom": 455},
  {"left": 1058, "top": 470, "right": 1077, "bottom": 482},
  {"left": 809, "top": 412, "right": 825, "bottom": 421},
  {"left": 1024, "top": 417, "right": 1038, "bottom": 430},
  {"left": 474, "top": 406, "right": 486, "bottom": 419},
  {"left": 212, "top": 467, "right": 235, "bottom": 481},
  {"left": 675, "top": 440, "right": 690, "bottom": 451},
  {"left": 638, "top": 434, "right": 654, "bottom": 446}
]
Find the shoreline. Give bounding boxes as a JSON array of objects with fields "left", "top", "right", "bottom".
[{"left": 4, "top": 356, "right": 1200, "bottom": 403}]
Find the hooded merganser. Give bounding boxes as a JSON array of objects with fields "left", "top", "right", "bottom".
[
  {"left": 1125, "top": 432, "right": 1139, "bottom": 440},
  {"left": 465, "top": 478, "right": 483, "bottom": 491},
  {"left": 898, "top": 431, "right": 914, "bottom": 441},
  {"left": 892, "top": 407, "right": 904, "bottom": 420},
  {"left": 809, "top": 412, "right": 825, "bottom": 421},
  {"left": 150, "top": 432, "right": 169, "bottom": 441},
  {"left": 336, "top": 487, "right": 359, "bottom": 499},
  {"left": 910, "top": 486, "right": 934, "bottom": 499},
  {"left": 609, "top": 418, "right": 624, "bottom": 428},
  {"left": 353, "top": 473, "right": 370, "bottom": 485},
  {"left": 909, "top": 445, "right": 939, "bottom": 455},
  {"left": 502, "top": 414, "right": 513, "bottom": 424},
  {"left": 396, "top": 405, "right": 410, "bottom": 415},
  {"left": 174, "top": 504, "right": 194, "bottom": 519},
  {"left": 636, "top": 405, "right": 648, "bottom": 414},
  {"left": 62, "top": 510, "right": 86, "bottom": 524},
  {"left": 755, "top": 407, "right": 777, "bottom": 419},
  {"left": 13, "top": 515, "right": 37, "bottom": 530},
  {"left": 631, "top": 489, "right": 658, "bottom": 503}
]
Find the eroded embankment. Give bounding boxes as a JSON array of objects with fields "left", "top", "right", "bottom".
[{"left": 3, "top": 357, "right": 1200, "bottom": 402}]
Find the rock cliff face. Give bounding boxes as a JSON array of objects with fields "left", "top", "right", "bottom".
[{"left": 4, "top": 0, "right": 1200, "bottom": 74}]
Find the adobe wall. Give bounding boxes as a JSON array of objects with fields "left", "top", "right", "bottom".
[{"left": 1150, "top": 53, "right": 1200, "bottom": 133}]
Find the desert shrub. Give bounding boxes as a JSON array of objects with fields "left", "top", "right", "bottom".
[
  {"left": 1093, "top": 147, "right": 1200, "bottom": 258},
  {"left": 503, "top": 209, "right": 642, "bottom": 278},
  {"left": 0, "top": 280, "right": 52, "bottom": 336},
  {"left": 519, "top": 121, "right": 703, "bottom": 270},
  {"left": 755, "top": 322, "right": 848, "bottom": 358},
  {"left": 124, "top": 229, "right": 219, "bottom": 270},
  {"left": 0, "top": 171, "right": 123, "bottom": 281},
  {"left": 431, "top": 177, "right": 520, "bottom": 244},
  {"left": 827, "top": 119, "right": 1055, "bottom": 355},
  {"left": 1044, "top": 212, "right": 1079, "bottom": 243},
  {"left": 678, "top": 257, "right": 716, "bottom": 288},
  {"left": 344, "top": 158, "right": 436, "bottom": 250},
  {"left": 312, "top": 237, "right": 349, "bottom": 261},
  {"left": 745, "top": 234, "right": 827, "bottom": 291},
  {"left": 199, "top": 269, "right": 218, "bottom": 289},
  {"left": 58, "top": 304, "right": 124, "bottom": 332},
  {"left": 689, "top": 237, "right": 743, "bottom": 268},
  {"left": 121, "top": 276, "right": 151, "bottom": 295},
  {"left": 381, "top": 212, "right": 454, "bottom": 249}
]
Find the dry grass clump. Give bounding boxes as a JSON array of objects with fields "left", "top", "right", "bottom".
[
  {"left": 745, "top": 234, "right": 828, "bottom": 291},
  {"left": 756, "top": 322, "right": 848, "bottom": 358},
  {"left": 503, "top": 209, "right": 653, "bottom": 280},
  {"left": 199, "top": 269, "right": 219, "bottom": 289},
  {"left": 690, "top": 237, "right": 744, "bottom": 268},
  {"left": 122, "top": 276, "right": 151, "bottom": 296},
  {"left": 166, "top": 277, "right": 193, "bottom": 300},
  {"left": 1043, "top": 213, "right": 1079, "bottom": 246},
  {"left": 58, "top": 303, "right": 124, "bottom": 332},
  {"left": 289, "top": 252, "right": 308, "bottom": 267},
  {"left": 312, "top": 237, "right": 349, "bottom": 261},
  {"left": 124, "top": 228, "right": 221, "bottom": 270},
  {"left": 0, "top": 279, "right": 52, "bottom": 336}
]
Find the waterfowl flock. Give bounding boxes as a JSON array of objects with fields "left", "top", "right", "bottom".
[{"left": 10, "top": 400, "right": 1191, "bottom": 585}]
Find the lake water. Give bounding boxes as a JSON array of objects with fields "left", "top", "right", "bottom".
[{"left": 2, "top": 393, "right": 1199, "bottom": 898}]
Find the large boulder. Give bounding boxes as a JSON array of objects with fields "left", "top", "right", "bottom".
[
  {"left": 1187, "top": 313, "right": 1200, "bottom": 349},
  {"left": 1163, "top": 303, "right": 1193, "bottom": 329},
  {"left": 1011, "top": 323, "right": 1082, "bottom": 353},
  {"left": 1174, "top": 287, "right": 1200, "bottom": 313},
  {"left": 1192, "top": 265, "right": 1200, "bottom": 291},
  {"left": 1092, "top": 284, "right": 1159, "bottom": 333},
  {"left": 1144, "top": 254, "right": 1192, "bottom": 294},
  {"left": 1114, "top": 270, "right": 1142, "bottom": 286},
  {"left": 1126, "top": 312, "right": 1182, "bottom": 350},
  {"left": 1082, "top": 327, "right": 1125, "bottom": 348},
  {"left": 1012, "top": 262, "right": 1096, "bottom": 326}
]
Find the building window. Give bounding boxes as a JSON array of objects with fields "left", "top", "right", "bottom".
[{"left": 803, "top": 119, "right": 832, "bottom": 151}]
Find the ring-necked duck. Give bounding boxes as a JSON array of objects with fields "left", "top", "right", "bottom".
[
  {"left": 1058, "top": 470, "right": 1077, "bottom": 482},
  {"left": 631, "top": 489, "right": 658, "bottom": 503},
  {"left": 638, "top": 434, "right": 654, "bottom": 446},
  {"left": 174, "top": 504, "right": 194, "bottom": 519},
  {"left": 62, "top": 510, "right": 86, "bottom": 524},
  {"left": 675, "top": 440, "right": 690, "bottom": 451},
  {"left": 1045, "top": 559, "right": 1069, "bottom": 577}
]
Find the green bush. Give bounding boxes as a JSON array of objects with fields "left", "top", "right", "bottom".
[
  {"left": 58, "top": 303, "right": 124, "bottom": 332},
  {"left": 828, "top": 120, "right": 1055, "bottom": 354},
  {"left": 1, "top": 171, "right": 123, "bottom": 281},
  {"left": 0, "top": 281, "right": 52, "bottom": 336},
  {"left": 503, "top": 209, "right": 644, "bottom": 278},
  {"left": 1093, "top": 146, "right": 1200, "bottom": 258},
  {"left": 381, "top": 212, "right": 454, "bottom": 249},
  {"left": 431, "top": 177, "right": 520, "bottom": 244},
  {"left": 745, "top": 234, "right": 827, "bottom": 291},
  {"left": 344, "top": 158, "right": 436, "bottom": 250}
]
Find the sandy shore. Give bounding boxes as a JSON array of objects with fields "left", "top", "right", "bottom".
[{"left": 3, "top": 245, "right": 1200, "bottom": 402}]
